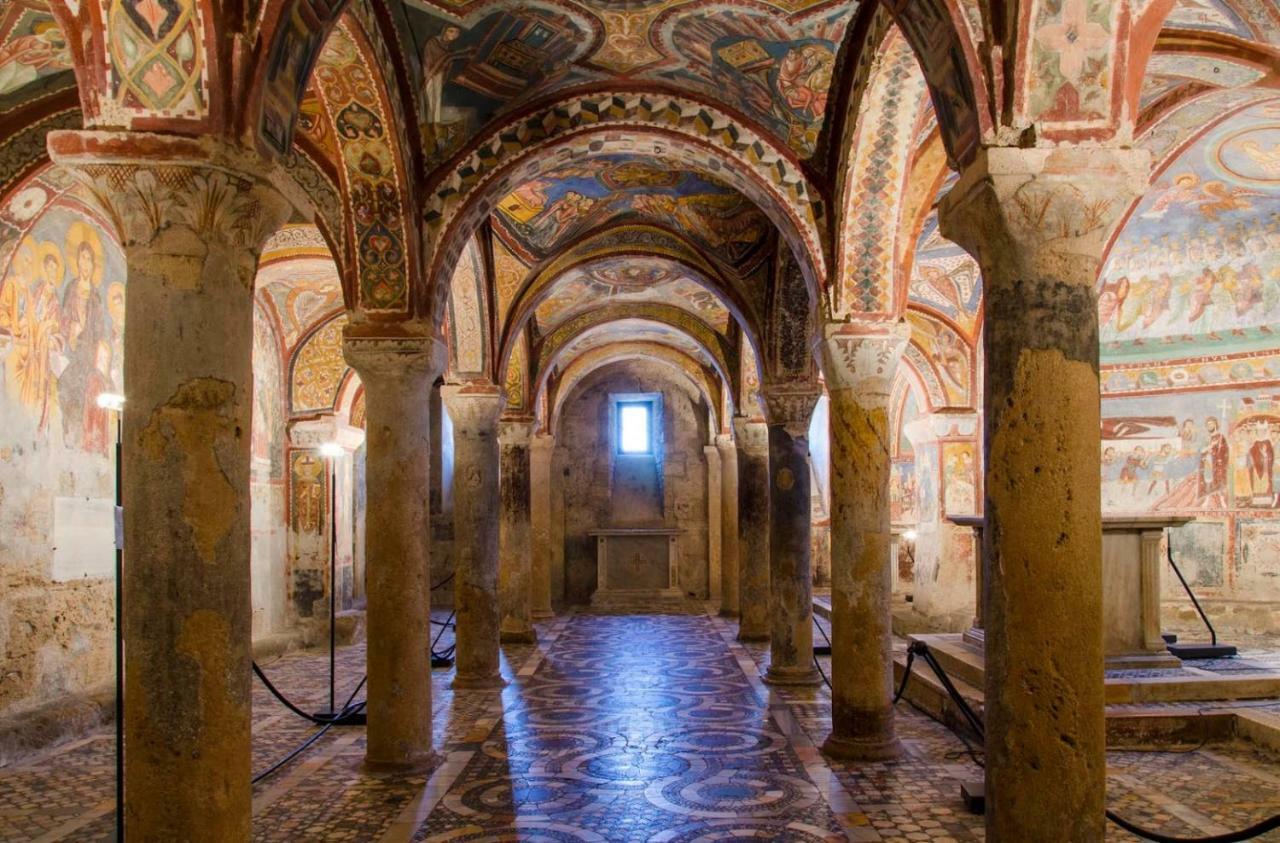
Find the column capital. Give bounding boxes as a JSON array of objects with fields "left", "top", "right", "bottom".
[
  {"left": 703, "top": 443, "right": 722, "bottom": 464},
  {"left": 713, "top": 433, "right": 735, "bottom": 451},
  {"left": 498, "top": 417, "right": 534, "bottom": 447},
  {"left": 343, "top": 327, "right": 447, "bottom": 384},
  {"left": 760, "top": 384, "right": 821, "bottom": 438},
  {"left": 531, "top": 431, "right": 556, "bottom": 453},
  {"left": 47, "top": 129, "right": 305, "bottom": 251},
  {"left": 440, "top": 383, "right": 506, "bottom": 435},
  {"left": 818, "top": 321, "right": 910, "bottom": 407},
  {"left": 938, "top": 145, "right": 1150, "bottom": 288},
  {"left": 288, "top": 414, "right": 366, "bottom": 452},
  {"left": 731, "top": 416, "right": 769, "bottom": 455}
]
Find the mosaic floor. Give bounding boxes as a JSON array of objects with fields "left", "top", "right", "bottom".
[{"left": 3, "top": 604, "right": 1280, "bottom": 841}]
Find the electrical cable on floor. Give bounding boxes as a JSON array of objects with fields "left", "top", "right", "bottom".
[
  {"left": 252, "top": 676, "right": 367, "bottom": 785},
  {"left": 891, "top": 640, "right": 1280, "bottom": 842}
]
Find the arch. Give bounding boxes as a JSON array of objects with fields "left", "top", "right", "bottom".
[
  {"left": 420, "top": 94, "right": 829, "bottom": 322},
  {"left": 289, "top": 310, "right": 349, "bottom": 415},
  {"left": 546, "top": 342, "right": 723, "bottom": 436},
  {"left": 445, "top": 233, "right": 491, "bottom": 381},
  {"left": 497, "top": 226, "right": 762, "bottom": 373},
  {"left": 309, "top": 15, "right": 416, "bottom": 315},
  {"left": 533, "top": 308, "right": 735, "bottom": 406}
]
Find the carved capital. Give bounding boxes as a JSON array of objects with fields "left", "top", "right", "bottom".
[
  {"left": 440, "top": 384, "right": 506, "bottom": 435},
  {"left": 498, "top": 418, "right": 534, "bottom": 447},
  {"left": 938, "top": 146, "right": 1150, "bottom": 289},
  {"left": 818, "top": 321, "right": 909, "bottom": 407},
  {"left": 760, "top": 385, "right": 821, "bottom": 439},
  {"left": 342, "top": 328, "right": 446, "bottom": 385},
  {"left": 47, "top": 130, "right": 304, "bottom": 253},
  {"left": 731, "top": 416, "right": 769, "bottom": 455}
]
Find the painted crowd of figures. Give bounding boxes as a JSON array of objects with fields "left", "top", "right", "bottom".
[{"left": 0, "top": 224, "right": 122, "bottom": 455}]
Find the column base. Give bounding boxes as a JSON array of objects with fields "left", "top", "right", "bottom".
[
  {"left": 500, "top": 628, "right": 538, "bottom": 644},
  {"left": 822, "top": 732, "right": 902, "bottom": 761},
  {"left": 531, "top": 608, "right": 556, "bottom": 619},
  {"left": 737, "top": 630, "right": 769, "bottom": 643},
  {"left": 363, "top": 749, "right": 438, "bottom": 776},
  {"left": 762, "top": 665, "right": 821, "bottom": 686},
  {"left": 451, "top": 673, "right": 507, "bottom": 690},
  {"left": 719, "top": 608, "right": 740, "bottom": 618}
]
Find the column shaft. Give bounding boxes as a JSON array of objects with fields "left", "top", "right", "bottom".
[
  {"left": 940, "top": 146, "right": 1149, "bottom": 840},
  {"left": 733, "top": 417, "right": 770, "bottom": 641},
  {"left": 500, "top": 418, "right": 536, "bottom": 642},
  {"left": 530, "top": 433, "right": 556, "bottom": 618},
  {"left": 441, "top": 385, "right": 505, "bottom": 688},
  {"left": 704, "top": 444, "right": 723, "bottom": 603},
  {"left": 762, "top": 389, "right": 820, "bottom": 686},
  {"left": 820, "top": 328, "right": 908, "bottom": 759},
  {"left": 344, "top": 333, "right": 443, "bottom": 772},
  {"left": 50, "top": 131, "right": 293, "bottom": 840},
  {"left": 716, "top": 434, "right": 740, "bottom": 616}
]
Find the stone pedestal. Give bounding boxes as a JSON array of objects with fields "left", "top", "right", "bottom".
[
  {"left": 819, "top": 326, "right": 908, "bottom": 759},
  {"left": 715, "top": 434, "right": 740, "bottom": 616},
  {"left": 50, "top": 131, "right": 296, "bottom": 840},
  {"left": 733, "top": 416, "right": 770, "bottom": 641},
  {"left": 1103, "top": 516, "right": 1190, "bottom": 669},
  {"left": 344, "top": 331, "right": 444, "bottom": 772},
  {"left": 499, "top": 418, "right": 536, "bottom": 643},
  {"left": 589, "top": 528, "right": 683, "bottom": 601},
  {"left": 948, "top": 515, "right": 985, "bottom": 646},
  {"left": 761, "top": 387, "right": 821, "bottom": 687},
  {"left": 441, "top": 385, "right": 506, "bottom": 689},
  {"left": 530, "top": 433, "right": 556, "bottom": 619},
  {"left": 940, "top": 145, "right": 1150, "bottom": 841}
]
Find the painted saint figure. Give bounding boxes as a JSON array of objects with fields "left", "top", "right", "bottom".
[{"left": 1198, "top": 417, "right": 1229, "bottom": 508}]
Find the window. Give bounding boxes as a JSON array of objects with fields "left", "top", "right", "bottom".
[{"left": 618, "top": 402, "right": 652, "bottom": 454}]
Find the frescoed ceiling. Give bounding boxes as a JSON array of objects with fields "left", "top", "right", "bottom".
[
  {"left": 533, "top": 257, "right": 733, "bottom": 335},
  {"left": 490, "top": 154, "right": 771, "bottom": 269},
  {"left": 0, "top": 1, "right": 72, "bottom": 111},
  {"left": 1163, "top": 0, "right": 1280, "bottom": 41},
  {"left": 1099, "top": 99, "right": 1280, "bottom": 373},
  {"left": 555, "top": 318, "right": 719, "bottom": 375},
  {"left": 399, "top": 0, "right": 855, "bottom": 167}
]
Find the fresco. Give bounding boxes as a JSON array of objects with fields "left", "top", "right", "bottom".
[
  {"left": 107, "top": 0, "right": 207, "bottom": 118},
  {"left": 252, "top": 302, "right": 286, "bottom": 482},
  {"left": 291, "top": 315, "right": 348, "bottom": 414},
  {"left": 446, "top": 236, "right": 487, "bottom": 377},
  {"left": 403, "top": 4, "right": 592, "bottom": 166},
  {"left": 1099, "top": 101, "right": 1280, "bottom": 357},
  {"left": 493, "top": 155, "right": 768, "bottom": 265},
  {"left": 0, "top": 1, "right": 71, "bottom": 104},
  {"left": 1163, "top": 0, "right": 1279, "bottom": 41},
  {"left": 402, "top": 1, "right": 853, "bottom": 163},
  {"left": 556, "top": 320, "right": 715, "bottom": 374},
  {"left": 534, "top": 259, "right": 732, "bottom": 334},
  {"left": 908, "top": 213, "right": 982, "bottom": 338},
  {"left": 256, "top": 258, "right": 344, "bottom": 349},
  {"left": 941, "top": 440, "right": 977, "bottom": 516},
  {"left": 0, "top": 189, "right": 125, "bottom": 455},
  {"left": 906, "top": 311, "right": 971, "bottom": 407}
]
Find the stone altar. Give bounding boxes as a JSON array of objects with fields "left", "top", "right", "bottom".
[
  {"left": 588, "top": 527, "right": 683, "bottom": 602},
  {"left": 1103, "top": 515, "right": 1192, "bottom": 669}
]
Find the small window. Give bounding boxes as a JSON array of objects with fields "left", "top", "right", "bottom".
[{"left": 618, "top": 402, "right": 652, "bottom": 454}]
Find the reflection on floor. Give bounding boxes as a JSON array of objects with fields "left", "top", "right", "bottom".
[{"left": 4, "top": 603, "right": 1280, "bottom": 841}]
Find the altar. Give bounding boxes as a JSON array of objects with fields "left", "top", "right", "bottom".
[
  {"left": 1102, "top": 515, "right": 1191, "bottom": 669},
  {"left": 588, "top": 527, "right": 683, "bottom": 603}
]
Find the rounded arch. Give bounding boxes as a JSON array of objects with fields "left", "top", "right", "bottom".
[
  {"left": 546, "top": 342, "right": 723, "bottom": 436},
  {"left": 533, "top": 310, "right": 735, "bottom": 409},
  {"left": 421, "top": 99, "right": 829, "bottom": 322}
]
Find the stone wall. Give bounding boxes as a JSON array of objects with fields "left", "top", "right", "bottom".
[{"left": 555, "top": 360, "right": 710, "bottom": 604}]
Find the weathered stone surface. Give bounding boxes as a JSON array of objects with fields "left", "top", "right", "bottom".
[
  {"left": 715, "top": 434, "right": 740, "bottom": 617},
  {"left": 530, "top": 432, "right": 556, "bottom": 619},
  {"left": 343, "top": 330, "right": 445, "bottom": 773},
  {"left": 819, "top": 324, "right": 908, "bottom": 759},
  {"left": 499, "top": 418, "right": 536, "bottom": 643},
  {"left": 940, "top": 145, "right": 1150, "bottom": 841},
  {"left": 733, "top": 416, "right": 770, "bottom": 642},
  {"left": 761, "top": 386, "right": 821, "bottom": 686},
  {"left": 441, "top": 384, "right": 506, "bottom": 689},
  {"left": 48, "top": 130, "right": 296, "bottom": 841}
]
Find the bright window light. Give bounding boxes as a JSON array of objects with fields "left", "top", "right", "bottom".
[{"left": 618, "top": 403, "right": 651, "bottom": 454}]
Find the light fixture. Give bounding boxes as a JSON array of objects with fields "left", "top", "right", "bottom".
[
  {"left": 318, "top": 441, "right": 344, "bottom": 458},
  {"left": 96, "top": 392, "right": 125, "bottom": 411},
  {"left": 903, "top": 528, "right": 918, "bottom": 542}
]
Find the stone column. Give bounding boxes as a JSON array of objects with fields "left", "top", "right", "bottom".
[
  {"left": 715, "top": 434, "right": 740, "bottom": 616},
  {"left": 733, "top": 416, "right": 770, "bottom": 641},
  {"left": 761, "top": 386, "right": 821, "bottom": 686},
  {"left": 819, "top": 325, "right": 908, "bottom": 759},
  {"left": 49, "top": 130, "right": 296, "bottom": 840},
  {"left": 704, "top": 444, "right": 723, "bottom": 603},
  {"left": 530, "top": 432, "right": 556, "bottom": 618},
  {"left": 939, "top": 146, "right": 1149, "bottom": 840},
  {"left": 343, "top": 331, "right": 445, "bottom": 772},
  {"left": 499, "top": 417, "right": 536, "bottom": 643},
  {"left": 440, "top": 384, "right": 506, "bottom": 689}
]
